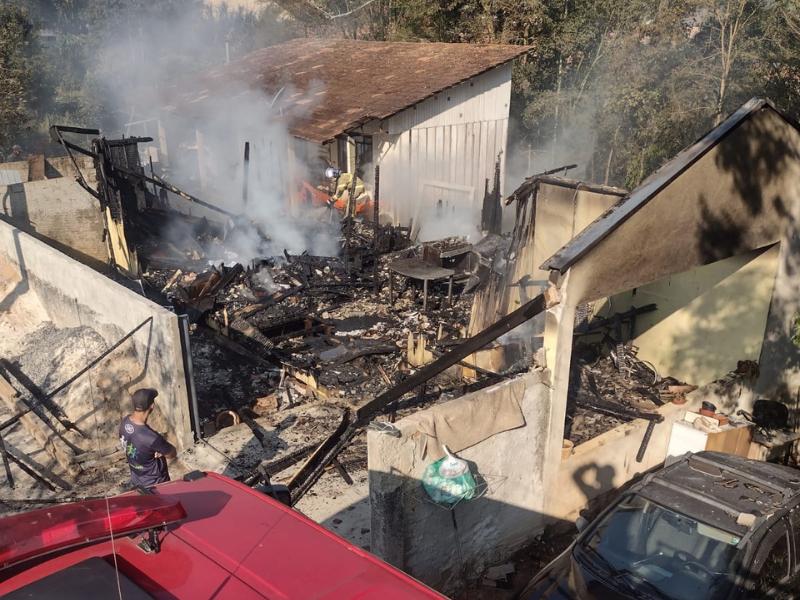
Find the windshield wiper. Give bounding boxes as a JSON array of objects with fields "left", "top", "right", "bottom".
[
  {"left": 580, "top": 548, "right": 669, "bottom": 600},
  {"left": 611, "top": 567, "right": 670, "bottom": 600}
]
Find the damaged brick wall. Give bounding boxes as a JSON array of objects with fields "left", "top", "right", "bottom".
[{"left": 0, "top": 176, "right": 107, "bottom": 269}]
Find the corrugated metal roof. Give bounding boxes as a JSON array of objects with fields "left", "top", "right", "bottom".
[
  {"left": 540, "top": 97, "right": 793, "bottom": 273},
  {"left": 166, "top": 38, "right": 531, "bottom": 143}
]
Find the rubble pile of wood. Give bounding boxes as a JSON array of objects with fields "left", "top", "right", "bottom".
[
  {"left": 566, "top": 343, "right": 691, "bottom": 446},
  {"left": 141, "top": 229, "right": 506, "bottom": 435}
]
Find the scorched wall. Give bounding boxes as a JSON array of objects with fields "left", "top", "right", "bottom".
[{"left": 0, "top": 219, "right": 194, "bottom": 450}]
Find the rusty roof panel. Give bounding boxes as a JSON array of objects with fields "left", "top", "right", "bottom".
[{"left": 167, "top": 38, "right": 531, "bottom": 143}]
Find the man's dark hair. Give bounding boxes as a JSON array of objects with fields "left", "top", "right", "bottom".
[{"left": 132, "top": 388, "right": 158, "bottom": 411}]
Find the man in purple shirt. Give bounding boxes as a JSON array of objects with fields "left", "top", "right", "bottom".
[{"left": 119, "top": 388, "right": 176, "bottom": 487}]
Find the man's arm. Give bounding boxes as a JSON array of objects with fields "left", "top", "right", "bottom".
[{"left": 152, "top": 433, "right": 177, "bottom": 459}]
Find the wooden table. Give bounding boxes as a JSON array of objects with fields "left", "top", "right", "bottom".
[
  {"left": 387, "top": 258, "right": 455, "bottom": 311},
  {"left": 750, "top": 429, "right": 800, "bottom": 464}
]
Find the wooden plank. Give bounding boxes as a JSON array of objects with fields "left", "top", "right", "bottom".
[
  {"left": 4, "top": 441, "right": 72, "bottom": 490},
  {"left": 0, "top": 373, "right": 18, "bottom": 402}
]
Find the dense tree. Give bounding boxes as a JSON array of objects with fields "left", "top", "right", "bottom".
[
  {"left": 0, "top": 4, "right": 34, "bottom": 154},
  {"left": 272, "top": 0, "right": 800, "bottom": 188},
  {"left": 1, "top": 0, "right": 798, "bottom": 189},
  {"left": 0, "top": 0, "right": 296, "bottom": 145}
]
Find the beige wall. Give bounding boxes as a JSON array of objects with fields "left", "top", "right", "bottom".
[
  {"left": 549, "top": 403, "right": 686, "bottom": 521},
  {"left": 469, "top": 180, "right": 621, "bottom": 336},
  {"left": 596, "top": 245, "right": 779, "bottom": 385},
  {"left": 1, "top": 178, "right": 108, "bottom": 268},
  {"left": 568, "top": 107, "right": 800, "bottom": 304}
]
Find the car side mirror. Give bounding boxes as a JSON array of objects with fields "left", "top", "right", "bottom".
[{"left": 575, "top": 516, "right": 589, "bottom": 532}]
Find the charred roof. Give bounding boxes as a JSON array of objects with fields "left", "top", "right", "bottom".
[{"left": 165, "top": 38, "right": 531, "bottom": 143}]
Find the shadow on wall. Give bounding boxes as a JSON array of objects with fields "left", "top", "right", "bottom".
[
  {"left": 0, "top": 184, "right": 108, "bottom": 273},
  {"left": 572, "top": 463, "right": 617, "bottom": 506},
  {"left": 0, "top": 228, "right": 29, "bottom": 313},
  {"left": 662, "top": 257, "right": 775, "bottom": 395},
  {"left": 700, "top": 112, "right": 800, "bottom": 403},
  {"left": 361, "top": 467, "right": 578, "bottom": 595}
]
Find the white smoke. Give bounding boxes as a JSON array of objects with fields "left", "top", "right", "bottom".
[{"left": 90, "top": 4, "right": 338, "bottom": 262}]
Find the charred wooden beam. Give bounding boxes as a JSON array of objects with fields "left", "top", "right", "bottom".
[
  {"left": 230, "top": 284, "right": 306, "bottom": 321},
  {"left": 287, "top": 287, "right": 558, "bottom": 503},
  {"left": 373, "top": 164, "right": 381, "bottom": 294},
  {"left": 356, "top": 289, "right": 555, "bottom": 422},
  {"left": 0, "top": 429, "right": 13, "bottom": 489},
  {"left": 287, "top": 410, "right": 351, "bottom": 493},
  {"left": 574, "top": 304, "right": 657, "bottom": 336},
  {"left": 240, "top": 443, "right": 318, "bottom": 486}
]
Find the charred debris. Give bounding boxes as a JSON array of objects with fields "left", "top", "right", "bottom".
[
  {"left": 47, "top": 125, "right": 540, "bottom": 499},
  {"left": 45, "top": 125, "right": 689, "bottom": 502}
]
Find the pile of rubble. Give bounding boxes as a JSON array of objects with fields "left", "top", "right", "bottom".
[
  {"left": 140, "top": 225, "right": 500, "bottom": 437},
  {"left": 566, "top": 344, "right": 691, "bottom": 446}
]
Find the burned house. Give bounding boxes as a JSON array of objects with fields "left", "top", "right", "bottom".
[
  {"left": 367, "top": 97, "right": 800, "bottom": 592},
  {"left": 3, "top": 30, "right": 800, "bottom": 597},
  {"left": 148, "top": 38, "right": 530, "bottom": 238}
]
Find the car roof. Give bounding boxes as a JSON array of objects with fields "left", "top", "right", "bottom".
[
  {"left": 636, "top": 452, "right": 800, "bottom": 537},
  {"left": 0, "top": 472, "right": 443, "bottom": 599}
]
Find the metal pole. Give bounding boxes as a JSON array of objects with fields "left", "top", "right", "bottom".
[{"left": 179, "top": 315, "right": 201, "bottom": 441}]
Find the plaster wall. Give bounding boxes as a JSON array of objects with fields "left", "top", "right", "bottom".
[
  {"left": 598, "top": 245, "right": 779, "bottom": 386},
  {"left": 567, "top": 107, "right": 800, "bottom": 304},
  {"left": 520, "top": 184, "right": 620, "bottom": 310},
  {"left": 368, "top": 371, "right": 551, "bottom": 593},
  {"left": 757, "top": 232, "right": 800, "bottom": 400},
  {"left": 0, "top": 220, "right": 193, "bottom": 450},
  {"left": 373, "top": 64, "right": 513, "bottom": 229},
  {"left": 549, "top": 403, "right": 685, "bottom": 521},
  {"left": 468, "top": 182, "right": 620, "bottom": 336},
  {"left": 0, "top": 178, "right": 107, "bottom": 268}
]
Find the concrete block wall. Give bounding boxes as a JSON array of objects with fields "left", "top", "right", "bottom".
[
  {"left": 1, "top": 178, "right": 107, "bottom": 269},
  {"left": 368, "top": 371, "right": 552, "bottom": 594},
  {"left": 549, "top": 402, "right": 685, "bottom": 521},
  {"left": 0, "top": 220, "right": 194, "bottom": 451}
]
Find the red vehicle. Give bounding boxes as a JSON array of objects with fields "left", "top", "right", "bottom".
[{"left": 0, "top": 471, "right": 444, "bottom": 599}]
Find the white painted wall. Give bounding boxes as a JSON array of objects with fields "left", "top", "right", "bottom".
[
  {"left": 371, "top": 63, "right": 513, "bottom": 235},
  {"left": 369, "top": 371, "right": 551, "bottom": 593}
]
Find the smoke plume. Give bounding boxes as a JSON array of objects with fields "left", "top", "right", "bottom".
[{"left": 90, "top": 3, "right": 338, "bottom": 262}]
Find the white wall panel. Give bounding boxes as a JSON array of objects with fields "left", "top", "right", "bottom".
[{"left": 369, "top": 62, "right": 513, "bottom": 231}]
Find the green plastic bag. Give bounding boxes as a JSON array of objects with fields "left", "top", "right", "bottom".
[{"left": 421, "top": 446, "right": 476, "bottom": 508}]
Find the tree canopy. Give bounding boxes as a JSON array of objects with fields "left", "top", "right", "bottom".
[{"left": 1, "top": 0, "right": 798, "bottom": 188}]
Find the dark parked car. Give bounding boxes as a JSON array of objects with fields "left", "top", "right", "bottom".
[{"left": 522, "top": 451, "right": 800, "bottom": 599}]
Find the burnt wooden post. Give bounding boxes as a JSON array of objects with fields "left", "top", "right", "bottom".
[
  {"left": 373, "top": 164, "right": 380, "bottom": 295},
  {"left": 0, "top": 430, "right": 14, "bottom": 489},
  {"left": 242, "top": 141, "right": 250, "bottom": 206}
]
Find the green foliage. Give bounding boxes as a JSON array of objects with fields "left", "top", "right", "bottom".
[
  {"left": 2, "top": 0, "right": 799, "bottom": 188},
  {"left": 279, "top": 0, "right": 800, "bottom": 188},
  {"left": 0, "top": 0, "right": 298, "bottom": 147},
  {"left": 793, "top": 313, "right": 800, "bottom": 348},
  {"left": 0, "top": 3, "right": 34, "bottom": 152}
]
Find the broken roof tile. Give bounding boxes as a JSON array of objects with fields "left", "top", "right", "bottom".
[{"left": 165, "top": 38, "right": 531, "bottom": 143}]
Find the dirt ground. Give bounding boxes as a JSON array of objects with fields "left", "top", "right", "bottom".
[{"left": 456, "top": 524, "right": 576, "bottom": 599}]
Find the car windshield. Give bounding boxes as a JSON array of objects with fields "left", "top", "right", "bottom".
[{"left": 580, "top": 494, "right": 745, "bottom": 600}]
